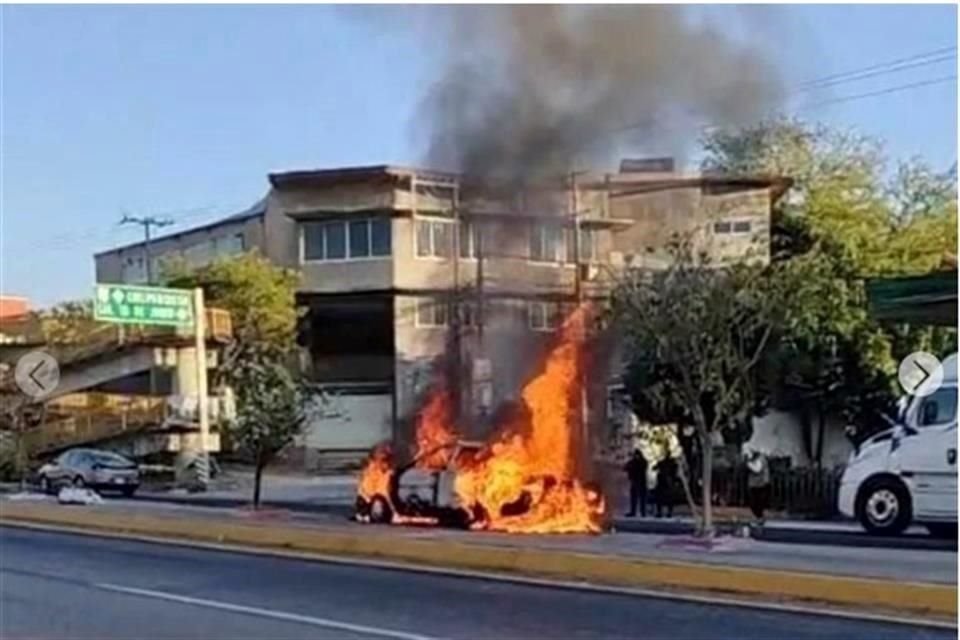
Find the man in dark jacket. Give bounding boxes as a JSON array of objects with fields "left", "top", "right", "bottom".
[
  {"left": 655, "top": 456, "right": 678, "bottom": 518},
  {"left": 623, "top": 449, "right": 648, "bottom": 517}
]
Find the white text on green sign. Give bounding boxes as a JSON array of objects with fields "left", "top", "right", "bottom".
[{"left": 94, "top": 284, "right": 194, "bottom": 327}]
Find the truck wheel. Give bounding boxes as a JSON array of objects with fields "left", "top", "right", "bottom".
[
  {"left": 857, "top": 477, "right": 911, "bottom": 536},
  {"left": 369, "top": 496, "right": 393, "bottom": 524},
  {"left": 925, "top": 523, "right": 958, "bottom": 539}
]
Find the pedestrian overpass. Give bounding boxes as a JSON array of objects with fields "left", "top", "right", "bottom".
[{"left": 0, "top": 309, "right": 232, "bottom": 469}]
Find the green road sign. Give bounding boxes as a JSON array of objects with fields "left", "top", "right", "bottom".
[{"left": 94, "top": 283, "right": 194, "bottom": 327}]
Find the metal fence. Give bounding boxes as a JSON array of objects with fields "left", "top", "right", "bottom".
[{"left": 710, "top": 465, "right": 843, "bottom": 517}]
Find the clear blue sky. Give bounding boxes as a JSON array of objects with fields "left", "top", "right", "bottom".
[{"left": 2, "top": 4, "right": 957, "bottom": 307}]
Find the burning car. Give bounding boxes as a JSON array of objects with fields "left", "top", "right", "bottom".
[
  {"left": 355, "top": 440, "right": 483, "bottom": 528},
  {"left": 356, "top": 305, "right": 607, "bottom": 534}
]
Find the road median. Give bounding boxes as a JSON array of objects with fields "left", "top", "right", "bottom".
[{"left": 1, "top": 501, "right": 954, "bottom": 621}]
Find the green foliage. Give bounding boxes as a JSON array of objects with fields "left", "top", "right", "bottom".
[
  {"left": 165, "top": 252, "right": 304, "bottom": 503},
  {"left": 702, "top": 118, "right": 958, "bottom": 450},
  {"left": 33, "top": 300, "right": 100, "bottom": 344},
  {"left": 613, "top": 241, "right": 790, "bottom": 534},
  {"left": 228, "top": 343, "right": 308, "bottom": 467},
  {"left": 165, "top": 251, "right": 300, "bottom": 350},
  {"left": 614, "top": 242, "right": 786, "bottom": 436}
]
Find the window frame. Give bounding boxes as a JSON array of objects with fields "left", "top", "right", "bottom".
[
  {"left": 459, "top": 220, "right": 479, "bottom": 260},
  {"left": 414, "top": 217, "right": 455, "bottom": 260},
  {"left": 713, "top": 219, "right": 753, "bottom": 235},
  {"left": 301, "top": 217, "right": 392, "bottom": 263},
  {"left": 415, "top": 298, "right": 448, "bottom": 328},
  {"left": 527, "top": 301, "right": 561, "bottom": 332},
  {"left": 529, "top": 223, "right": 571, "bottom": 265},
  {"left": 916, "top": 388, "right": 958, "bottom": 427}
]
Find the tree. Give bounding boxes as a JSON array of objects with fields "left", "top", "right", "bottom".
[
  {"left": 613, "top": 241, "right": 786, "bottom": 536},
  {"left": 165, "top": 252, "right": 304, "bottom": 504},
  {"left": 32, "top": 300, "right": 101, "bottom": 344},
  {"left": 702, "top": 119, "right": 957, "bottom": 449},
  {"left": 165, "top": 252, "right": 299, "bottom": 351},
  {"left": 229, "top": 343, "right": 308, "bottom": 507}
]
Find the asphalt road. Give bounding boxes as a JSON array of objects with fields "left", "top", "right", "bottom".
[{"left": 0, "top": 526, "right": 951, "bottom": 640}]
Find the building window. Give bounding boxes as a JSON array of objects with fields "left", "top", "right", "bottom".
[
  {"left": 460, "top": 221, "right": 478, "bottom": 259},
  {"left": 415, "top": 218, "right": 453, "bottom": 258},
  {"left": 122, "top": 256, "right": 147, "bottom": 283},
  {"left": 459, "top": 301, "right": 477, "bottom": 327},
  {"left": 349, "top": 220, "right": 369, "bottom": 258},
  {"left": 714, "top": 220, "right": 752, "bottom": 235},
  {"left": 569, "top": 227, "right": 596, "bottom": 262},
  {"left": 529, "top": 224, "right": 567, "bottom": 263},
  {"left": 371, "top": 218, "right": 391, "bottom": 256},
  {"left": 212, "top": 233, "right": 245, "bottom": 258},
  {"left": 528, "top": 301, "right": 561, "bottom": 331},
  {"left": 415, "top": 298, "right": 448, "bottom": 327},
  {"left": 303, "top": 218, "right": 391, "bottom": 262}
]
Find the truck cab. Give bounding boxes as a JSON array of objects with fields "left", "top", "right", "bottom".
[{"left": 838, "top": 354, "right": 958, "bottom": 536}]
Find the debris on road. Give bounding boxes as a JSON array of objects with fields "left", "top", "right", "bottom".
[{"left": 57, "top": 487, "right": 104, "bottom": 506}]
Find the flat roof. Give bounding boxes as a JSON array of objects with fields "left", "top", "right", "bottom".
[
  {"left": 600, "top": 173, "right": 793, "bottom": 201},
  {"left": 95, "top": 198, "right": 267, "bottom": 257},
  {"left": 269, "top": 165, "right": 459, "bottom": 189}
]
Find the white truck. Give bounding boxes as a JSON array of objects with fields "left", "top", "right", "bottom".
[{"left": 838, "top": 354, "right": 958, "bottom": 537}]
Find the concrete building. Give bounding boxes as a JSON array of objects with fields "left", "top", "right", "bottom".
[
  {"left": 94, "top": 163, "right": 789, "bottom": 470},
  {"left": 94, "top": 200, "right": 266, "bottom": 284}
]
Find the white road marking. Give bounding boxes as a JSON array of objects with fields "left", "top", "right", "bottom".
[
  {"left": 7, "top": 522, "right": 951, "bottom": 631},
  {"left": 95, "top": 582, "right": 444, "bottom": 640}
]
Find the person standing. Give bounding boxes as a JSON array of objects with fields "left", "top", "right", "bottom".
[
  {"left": 655, "top": 455, "right": 678, "bottom": 518},
  {"left": 746, "top": 447, "right": 771, "bottom": 525},
  {"left": 623, "top": 449, "right": 648, "bottom": 517}
]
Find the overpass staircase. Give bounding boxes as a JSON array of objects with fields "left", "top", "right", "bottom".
[{"left": 1, "top": 308, "right": 232, "bottom": 459}]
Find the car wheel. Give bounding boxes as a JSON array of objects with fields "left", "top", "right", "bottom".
[
  {"left": 39, "top": 475, "right": 52, "bottom": 495},
  {"left": 857, "top": 476, "right": 911, "bottom": 536},
  {"left": 355, "top": 497, "right": 371, "bottom": 521},
  {"left": 120, "top": 486, "right": 137, "bottom": 498},
  {"left": 925, "top": 523, "right": 958, "bottom": 539},
  {"left": 72, "top": 476, "right": 86, "bottom": 488},
  {"left": 369, "top": 496, "right": 393, "bottom": 524}
]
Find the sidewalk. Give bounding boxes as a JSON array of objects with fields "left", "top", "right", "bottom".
[{"left": 1, "top": 495, "right": 955, "bottom": 621}]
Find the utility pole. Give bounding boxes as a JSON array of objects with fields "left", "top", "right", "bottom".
[
  {"left": 570, "top": 170, "right": 589, "bottom": 473},
  {"left": 120, "top": 214, "right": 174, "bottom": 284},
  {"left": 119, "top": 214, "right": 173, "bottom": 408}
]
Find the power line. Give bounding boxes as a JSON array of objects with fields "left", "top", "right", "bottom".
[
  {"left": 797, "top": 73, "right": 958, "bottom": 111},
  {"left": 601, "top": 45, "right": 958, "bottom": 142},
  {"left": 797, "top": 46, "right": 957, "bottom": 89},
  {"left": 796, "top": 53, "right": 955, "bottom": 93}
]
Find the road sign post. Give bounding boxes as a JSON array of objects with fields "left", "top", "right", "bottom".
[
  {"left": 193, "top": 287, "right": 210, "bottom": 486},
  {"left": 94, "top": 283, "right": 209, "bottom": 487}
]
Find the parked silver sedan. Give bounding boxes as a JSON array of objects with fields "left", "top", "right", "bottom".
[{"left": 38, "top": 448, "right": 140, "bottom": 496}]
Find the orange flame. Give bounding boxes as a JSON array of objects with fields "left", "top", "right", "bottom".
[
  {"left": 356, "top": 305, "right": 605, "bottom": 534},
  {"left": 414, "top": 385, "right": 458, "bottom": 470},
  {"left": 357, "top": 443, "right": 394, "bottom": 503},
  {"left": 454, "top": 306, "right": 605, "bottom": 533}
]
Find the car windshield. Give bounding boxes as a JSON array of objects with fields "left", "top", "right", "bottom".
[{"left": 88, "top": 451, "right": 135, "bottom": 468}]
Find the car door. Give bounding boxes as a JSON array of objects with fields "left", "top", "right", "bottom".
[
  {"left": 49, "top": 451, "right": 74, "bottom": 485},
  {"left": 896, "top": 387, "right": 958, "bottom": 520}
]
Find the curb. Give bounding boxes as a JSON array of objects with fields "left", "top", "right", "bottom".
[
  {"left": 131, "top": 494, "right": 957, "bottom": 551},
  {"left": 1, "top": 502, "right": 955, "bottom": 620}
]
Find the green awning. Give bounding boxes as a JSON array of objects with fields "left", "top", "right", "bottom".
[{"left": 866, "top": 270, "right": 958, "bottom": 326}]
